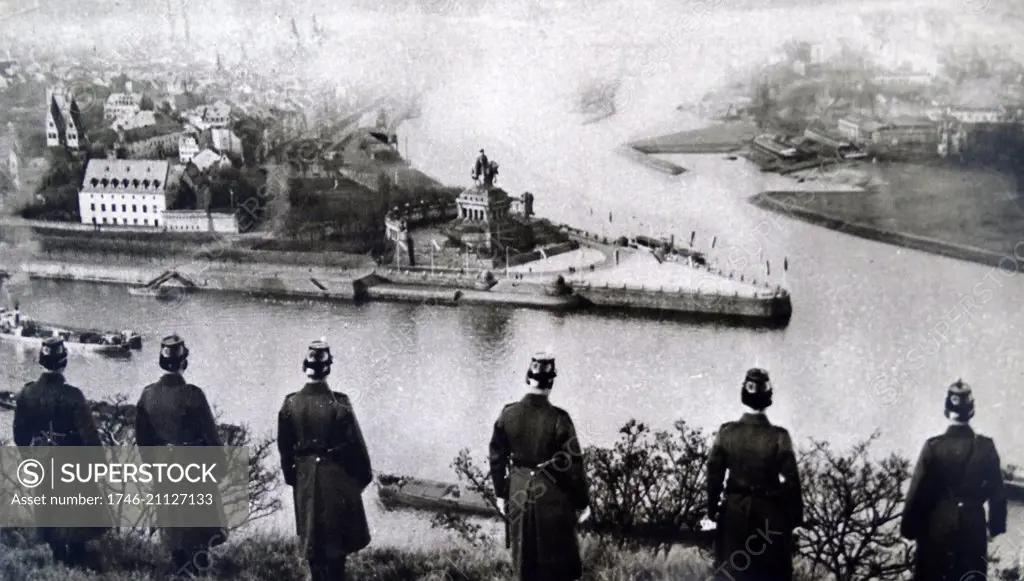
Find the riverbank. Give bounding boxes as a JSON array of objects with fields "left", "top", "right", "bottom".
[
  {"left": 0, "top": 253, "right": 792, "bottom": 326},
  {"left": 754, "top": 191, "right": 1024, "bottom": 272},
  {"left": 0, "top": 529, "right": 734, "bottom": 581},
  {"left": 752, "top": 159, "right": 1024, "bottom": 270}
]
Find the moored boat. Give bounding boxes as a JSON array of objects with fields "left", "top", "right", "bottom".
[
  {"left": 0, "top": 390, "right": 15, "bottom": 410},
  {"left": 1006, "top": 477, "right": 1024, "bottom": 502},
  {"left": 0, "top": 309, "right": 133, "bottom": 356},
  {"left": 376, "top": 473, "right": 497, "bottom": 519},
  {"left": 376, "top": 473, "right": 715, "bottom": 547},
  {"left": 32, "top": 320, "right": 142, "bottom": 350}
]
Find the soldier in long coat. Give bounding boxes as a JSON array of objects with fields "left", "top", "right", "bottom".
[
  {"left": 706, "top": 368, "right": 803, "bottom": 581},
  {"left": 489, "top": 352, "right": 590, "bottom": 581},
  {"left": 13, "top": 337, "right": 112, "bottom": 569},
  {"left": 900, "top": 380, "right": 1006, "bottom": 581},
  {"left": 134, "top": 335, "right": 228, "bottom": 575},
  {"left": 277, "top": 339, "right": 373, "bottom": 581}
]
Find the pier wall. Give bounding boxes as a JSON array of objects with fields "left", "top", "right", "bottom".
[
  {"left": 573, "top": 281, "right": 791, "bottom": 321},
  {"left": 9, "top": 261, "right": 365, "bottom": 300},
  {"left": 2, "top": 260, "right": 790, "bottom": 325}
]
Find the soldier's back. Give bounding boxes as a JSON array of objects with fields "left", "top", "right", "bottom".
[
  {"left": 136, "top": 376, "right": 213, "bottom": 446},
  {"left": 15, "top": 376, "right": 91, "bottom": 446},
  {"left": 715, "top": 417, "right": 791, "bottom": 485},
  {"left": 499, "top": 397, "right": 570, "bottom": 462},
  {"left": 924, "top": 430, "right": 997, "bottom": 485}
]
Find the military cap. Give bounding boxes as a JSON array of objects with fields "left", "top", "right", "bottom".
[
  {"left": 159, "top": 334, "right": 189, "bottom": 361},
  {"left": 303, "top": 338, "right": 333, "bottom": 377},
  {"left": 529, "top": 351, "right": 556, "bottom": 376},
  {"left": 945, "top": 378, "right": 975, "bottom": 421},
  {"left": 525, "top": 351, "right": 557, "bottom": 387},
  {"left": 741, "top": 367, "right": 773, "bottom": 410},
  {"left": 38, "top": 336, "right": 68, "bottom": 371}
]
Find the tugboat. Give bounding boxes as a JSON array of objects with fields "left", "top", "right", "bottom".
[{"left": 0, "top": 307, "right": 135, "bottom": 356}]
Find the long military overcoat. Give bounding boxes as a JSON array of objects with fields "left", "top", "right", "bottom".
[
  {"left": 706, "top": 413, "right": 803, "bottom": 581},
  {"left": 277, "top": 381, "right": 373, "bottom": 563},
  {"left": 900, "top": 424, "right": 1007, "bottom": 581},
  {"left": 134, "top": 374, "right": 229, "bottom": 554},
  {"left": 13, "top": 372, "right": 113, "bottom": 545},
  {"left": 489, "top": 394, "right": 590, "bottom": 581}
]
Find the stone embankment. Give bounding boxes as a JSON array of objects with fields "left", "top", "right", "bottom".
[{"left": 2, "top": 255, "right": 790, "bottom": 326}]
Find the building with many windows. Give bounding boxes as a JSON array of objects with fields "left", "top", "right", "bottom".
[
  {"left": 185, "top": 102, "right": 231, "bottom": 131},
  {"left": 45, "top": 88, "right": 84, "bottom": 150},
  {"left": 179, "top": 135, "right": 200, "bottom": 162},
  {"left": 112, "top": 110, "right": 156, "bottom": 132},
  {"left": 77, "top": 159, "right": 169, "bottom": 228},
  {"left": 162, "top": 209, "right": 239, "bottom": 233},
  {"left": 104, "top": 93, "right": 142, "bottom": 121},
  {"left": 947, "top": 106, "right": 1007, "bottom": 124}
]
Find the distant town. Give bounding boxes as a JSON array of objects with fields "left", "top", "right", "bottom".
[{"left": 676, "top": 36, "right": 1024, "bottom": 173}]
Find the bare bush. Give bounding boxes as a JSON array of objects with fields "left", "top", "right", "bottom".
[
  {"left": 0, "top": 393, "right": 282, "bottom": 534},
  {"left": 434, "top": 419, "right": 1019, "bottom": 581},
  {"left": 795, "top": 432, "right": 912, "bottom": 581}
]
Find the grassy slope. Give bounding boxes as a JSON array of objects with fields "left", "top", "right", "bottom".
[{"left": 0, "top": 529, "right": 752, "bottom": 581}]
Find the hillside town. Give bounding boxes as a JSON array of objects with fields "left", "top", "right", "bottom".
[{"left": 0, "top": 29, "right": 444, "bottom": 253}]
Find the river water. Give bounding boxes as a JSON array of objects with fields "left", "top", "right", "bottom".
[{"left": 5, "top": 0, "right": 1024, "bottom": 558}]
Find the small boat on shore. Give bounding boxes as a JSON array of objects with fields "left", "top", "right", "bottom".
[
  {"left": 0, "top": 309, "right": 133, "bottom": 356},
  {"left": 376, "top": 473, "right": 715, "bottom": 547},
  {"left": 0, "top": 391, "right": 15, "bottom": 410},
  {"left": 376, "top": 473, "right": 497, "bottom": 519}
]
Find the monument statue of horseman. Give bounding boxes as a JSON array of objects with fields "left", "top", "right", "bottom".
[{"left": 472, "top": 149, "right": 499, "bottom": 188}]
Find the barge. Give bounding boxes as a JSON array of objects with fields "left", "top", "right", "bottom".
[
  {"left": 0, "top": 308, "right": 137, "bottom": 355},
  {"left": 376, "top": 473, "right": 715, "bottom": 547}
]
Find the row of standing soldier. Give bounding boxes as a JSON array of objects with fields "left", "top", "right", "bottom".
[
  {"left": 13, "top": 335, "right": 1009, "bottom": 581},
  {"left": 13, "top": 334, "right": 227, "bottom": 575}
]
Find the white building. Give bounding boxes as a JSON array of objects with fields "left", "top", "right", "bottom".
[
  {"left": 45, "top": 88, "right": 84, "bottom": 150},
  {"left": 179, "top": 135, "right": 200, "bottom": 163},
  {"left": 104, "top": 93, "right": 142, "bottom": 121},
  {"left": 948, "top": 106, "right": 1006, "bottom": 124},
  {"left": 112, "top": 110, "right": 157, "bottom": 132},
  {"left": 191, "top": 149, "right": 229, "bottom": 172},
  {"left": 78, "top": 159, "right": 170, "bottom": 228},
  {"left": 163, "top": 209, "right": 239, "bottom": 233},
  {"left": 210, "top": 128, "right": 243, "bottom": 155},
  {"left": 186, "top": 101, "right": 231, "bottom": 131}
]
